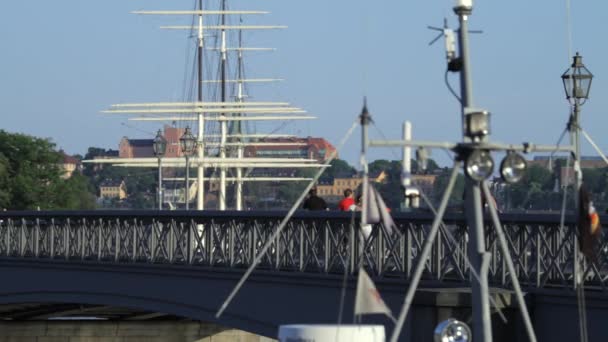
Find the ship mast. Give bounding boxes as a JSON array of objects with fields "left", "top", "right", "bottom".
[
  {"left": 235, "top": 24, "right": 245, "bottom": 211},
  {"left": 196, "top": 0, "right": 206, "bottom": 211},
  {"left": 219, "top": 0, "right": 228, "bottom": 210}
]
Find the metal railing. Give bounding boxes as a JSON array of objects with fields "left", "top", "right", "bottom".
[{"left": 0, "top": 210, "right": 606, "bottom": 292}]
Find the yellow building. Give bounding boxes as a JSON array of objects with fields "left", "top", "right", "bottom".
[
  {"left": 99, "top": 180, "right": 127, "bottom": 200},
  {"left": 317, "top": 171, "right": 436, "bottom": 203},
  {"left": 59, "top": 151, "right": 80, "bottom": 179},
  {"left": 317, "top": 171, "right": 387, "bottom": 201}
]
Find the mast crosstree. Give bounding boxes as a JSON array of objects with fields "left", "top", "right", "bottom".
[{"left": 87, "top": 1, "right": 322, "bottom": 211}]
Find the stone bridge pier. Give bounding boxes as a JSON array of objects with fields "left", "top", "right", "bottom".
[{"left": 0, "top": 321, "right": 274, "bottom": 342}]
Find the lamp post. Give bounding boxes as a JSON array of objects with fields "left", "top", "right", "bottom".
[
  {"left": 561, "top": 52, "right": 593, "bottom": 198},
  {"left": 180, "top": 126, "right": 197, "bottom": 210},
  {"left": 152, "top": 129, "right": 167, "bottom": 210}
]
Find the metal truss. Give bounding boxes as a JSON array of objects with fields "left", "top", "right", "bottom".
[{"left": 0, "top": 211, "right": 606, "bottom": 292}]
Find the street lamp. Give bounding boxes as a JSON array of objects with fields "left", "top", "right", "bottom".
[
  {"left": 562, "top": 52, "right": 593, "bottom": 101},
  {"left": 180, "top": 126, "right": 197, "bottom": 210},
  {"left": 561, "top": 53, "right": 593, "bottom": 196},
  {"left": 153, "top": 129, "right": 167, "bottom": 210}
]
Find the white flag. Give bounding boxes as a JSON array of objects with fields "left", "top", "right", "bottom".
[
  {"left": 363, "top": 179, "right": 397, "bottom": 235},
  {"left": 354, "top": 268, "right": 393, "bottom": 318}
]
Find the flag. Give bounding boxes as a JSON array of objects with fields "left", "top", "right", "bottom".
[
  {"left": 578, "top": 186, "right": 601, "bottom": 262},
  {"left": 354, "top": 268, "right": 393, "bottom": 319},
  {"left": 363, "top": 178, "right": 397, "bottom": 236}
]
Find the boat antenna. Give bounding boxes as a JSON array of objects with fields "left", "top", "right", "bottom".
[{"left": 196, "top": 0, "right": 206, "bottom": 211}]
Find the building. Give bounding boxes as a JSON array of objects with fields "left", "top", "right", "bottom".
[
  {"left": 119, "top": 138, "right": 154, "bottom": 158},
  {"left": 90, "top": 149, "right": 119, "bottom": 172},
  {"left": 529, "top": 155, "right": 607, "bottom": 169},
  {"left": 529, "top": 155, "right": 607, "bottom": 187},
  {"left": 59, "top": 151, "right": 80, "bottom": 179},
  {"left": 99, "top": 180, "right": 127, "bottom": 200},
  {"left": 162, "top": 180, "right": 199, "bottom": 207},
  {"left": 244, "top": 137, "right": 336, "bottom": 162},
  {"left": 119, "top": 125, "right": 186, "bottom": 158},
  {"left": 316, "top": 171, "right": 387, "bottom": 202},
  {"left": 317, "top": 171, "right": 437, "bottom": 204}
]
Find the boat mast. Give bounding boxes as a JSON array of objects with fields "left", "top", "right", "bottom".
[
  {"left": 235, "top": 24, "right": 245, "bottom": 211},
  {"left": 455, "top": 1, "right": 492, "bottom": 340},
  {"left": 219, "top": 0, "right": 228, "bottom": 210},
  {"left": 197, "top": 0, "right": 206, "bottom": 211}
]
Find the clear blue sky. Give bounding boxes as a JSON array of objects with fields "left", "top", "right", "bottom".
[{"left": 1, "top": 0, "right": 607, "bottom": 167}]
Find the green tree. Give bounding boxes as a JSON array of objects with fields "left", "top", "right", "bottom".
[
  {"left": 319, "top": 159, "right": 355, "bottom": 182},
  {"left": 0, "top": 130, "right": 95, "bottom": 210}
]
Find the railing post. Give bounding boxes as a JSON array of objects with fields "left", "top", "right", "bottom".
[
  {"left": 81, "top": 219, "right": 86, "bottom": 260},
  {"left": 132, "top": 219, "right": 137, "bottom": 262},
  {"left": 350, "top": 221, "right": 355, "bottom": 274},
  {"left": 19, "top": 218, "right": 25, "bottom": 257},
  {"left": 150, "top": 219, "right": 156, "bottom": 263},
  {"left": 377, "top": 224, "right": 384, "bottom": 275},
  {"left": 275, "top": 222, "right": 281, "bottom": 270},
  {"left": 50, "top": 219, "right": 55, "bottom": 258},
  {"left": 34, "top": 217, "right": 40, "bottom": 257},
  {"left": 536, "top": 227, "right": 541, "bottom": 288},
  {"left": 229, "top": 220, "right": 235, "bottom": 267},
  {"left": 324, "top": 222, "right": 329, "bottom": 273},
  {"left": 115, "top": 219, "right": 120, "bottom": 262},
  {"left": 300, "top": 223, "right": 305, "bottom": 272},
  {"left": 207, "top": 220, "right": 213, "bottom": 265},
  {"left": 434, "top": 226, "right": 441, "bottom": 279},
  {"left": 168, "top": 221, "right": 174, "bottom": 263},
  {"left": 65, "top": 218, "right": 70, "bottom": 260},
  {"left": 406, "top": 224, "right": 413, "bottom": 277},
  {"left": 187, "top": 220, "right": 192, "bottom": 264}
]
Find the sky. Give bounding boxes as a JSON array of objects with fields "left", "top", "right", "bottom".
[{"left": 1, "top": 0, "right": 608, "bottom": 167}]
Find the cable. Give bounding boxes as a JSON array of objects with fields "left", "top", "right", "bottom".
[
  {"left": 216, "top": 118, "right": 359, "bottom": 318},
  {"left": 565, "top": 0, "right": 573, "bottom": 62},
  {"left": 445, "top": 69, "right": 462, "bottom": 104}
]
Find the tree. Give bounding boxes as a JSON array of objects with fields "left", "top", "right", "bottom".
[
  {"left": 319, "top": 159, "right": 355, "bottom": 182},
  {"left": 0, "top": 130, "right": 95, "bottom": 210}
]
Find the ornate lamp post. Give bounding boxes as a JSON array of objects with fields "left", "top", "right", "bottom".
[
  {"left": 152, "top": 129, "right": 167, "bottom": 210},
  {"left": 562, "top": 53, "right": 593, "bottom": 311},
  {"left": 180, "top": 126, "right": 197, "bottom": 210},
  {"left": 561, "top": 52, "right": 593, "bottom": 196}
]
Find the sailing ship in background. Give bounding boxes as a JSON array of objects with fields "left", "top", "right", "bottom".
[{"left": 86, "top": 0, "right": 325, "bottom": 210}]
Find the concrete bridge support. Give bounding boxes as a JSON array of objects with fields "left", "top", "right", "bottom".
[{"left": 0, "top": 321, "right": 275, "bottom": 342}]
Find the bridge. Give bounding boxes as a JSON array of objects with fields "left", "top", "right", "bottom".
[{"left": 0, "top": 210, "right": 607, "bottom": 341}]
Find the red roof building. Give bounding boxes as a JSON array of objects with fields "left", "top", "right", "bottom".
[
  {"left": 119, "top": 125, "right": 186, "bottom": 158},
  {"left": 244, "top": 136, "right": 336, "bottom": 162}
]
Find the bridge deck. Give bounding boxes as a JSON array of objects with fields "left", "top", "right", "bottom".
[{"left": 0, "top": 210, "right": 605, "bottom": 293}]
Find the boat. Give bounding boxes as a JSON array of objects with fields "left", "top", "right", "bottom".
[{"left": 86, "top": 0, "right": 325, "bottom": 211}]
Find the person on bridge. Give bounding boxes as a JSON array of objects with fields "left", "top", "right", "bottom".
[
  {"left": 338, "top": 188, "right": 356, "bottom": 211},
  {"left": 303, "top": 187, "right": 328, "bottom": 211}
]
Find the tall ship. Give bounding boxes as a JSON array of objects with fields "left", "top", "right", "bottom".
[{"left": 89, "top": 0, "right": 325, "bottom": 211}]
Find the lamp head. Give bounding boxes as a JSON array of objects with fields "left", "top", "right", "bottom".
[
  {"left": 465, "top": 149, "right": 494, "bottom": 181},
  {"left": 179, "top": 126, "right": 197, "bottom": 155},
  {"left": 500, "top": 151, "right": 527, "bottom": 184},
  {"left": 152, "top": 129, "right": 167, "bottom": 157},
  {"left": 434, "top": 318, "right": 471, "bottom": 342},
  {"left": 561, "top": 52, "right": 593, "bottom": 101}
]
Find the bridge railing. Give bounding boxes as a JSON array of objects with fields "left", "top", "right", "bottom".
[{"left": 0, "top": 210, "right": 606, "bottom": 292}]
